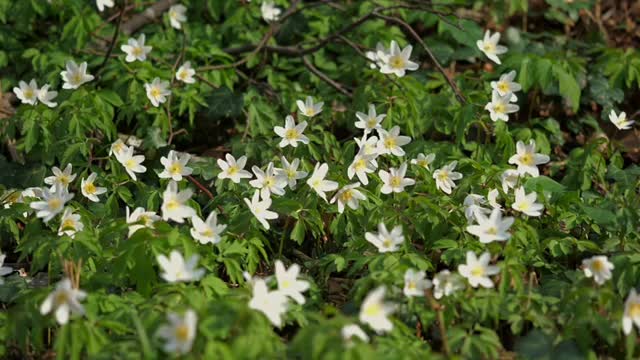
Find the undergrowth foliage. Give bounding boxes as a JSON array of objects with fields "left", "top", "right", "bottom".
[{"left": 1, "top": 0, "right": 640, "bottom": 359}]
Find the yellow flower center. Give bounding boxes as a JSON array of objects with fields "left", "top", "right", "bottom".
[
  {"left": 497, "top": 82, "right": 509, "bottom": 93},
  {"left": 166, "top": 199, "right": 180, "bottom": 210},
  {"left": 494, "top": 103, "right": 506, "bottom": 114},
  {"left": 437, "top": 171, "right": 449, "bottom": 181},
  {"left": 227, "top": 166, "right": 238, "bottom": 175},
  {"left": 174, "top": 325, "right": 190, "bottom": 342},
  {"left": 178, "top": 70, "right": 188, "bottom": 80},
  {"left": 48, "top": 198, "right": 62, "bottom": 211},
  {"left": 483, "top": 43, "right": 495, "bottom": 53},
  {"left": 150, "top": 88, "right": 161, "bottom": 98},
  {"left": 170, "top": 163, "right": 183, "bottom": 175},
  {"left": 367, "top": 119, "right": 378, "bottom": 128},
  {"left": 592, "top": 260, "right": 604, "bottom": 272},
  {"left": 72, "top": 73, "right": 82, "bottom": 84},
  {"left": 470, "top": 266, "right": 485, "bottom": 277},
  {"left": 202, "top": 228, "right": 214, "bottom": 237},
  {"left": 407, "top": 281, "right": 416, "bottom": 290},
  {"left": 61, "top": 219, "right": 76, "bottom": 231},
  {"left": 284, "top": 129, "right": 299, "bottom": 140},
  {"left": 364, "top": 303, "right": 382, "bottom": 317},
  {"left": 264, "top": 177, "right": 275, "bottom": 187},
  {"left": 354, "top": 159, "right": 366, "bottom": 171},
  {"left": 417, "top": 160, "right": 428, "bottom": 168},
  {"left": 486, "top": 227, "right": 497, "bottom": 235},
  {"left": 59, "top": 175, "right": 70, "bottom": 186},
  {"left": 54, "top": 292, "right": 69, "bottom": 306},
  {"left": 340, "top": 189, "right": 353, "bottom": 202},
  {"left": 132, "top": 47, "right": 143, "bottom": 57},
  {"left": 281, "top": 280, "right": 292, "bottom": 289},
  {"left": 311, "top": 179, "right": 321, "bottom": 188},
  {"left": 630, "top": 303, "right": 640, "bottom": 318},
  {"left": 390, "top": 176, "right": 401, "bottom": 188},
  {"left": 305, "top": 108, "right": 315, "bottom": 116},
  {"left": 24, "top": 89, "right": 34, "bottom": 99},
  {"left": 382, "top": 238, "right": 392, "bottom": 248},
  {"left": 286, "top": 169, "right": 296, "bottom": 179},
  {"left": 83, "top": 182, "right": 96, "bottom": 194},
  {"left": 517, "top": 201, "right": 530, "bottom": 211},
  {"left": 384, "top": 138, "right": 396, "bottom": 149},
  {"left": 389, "top": 55, "right": 405, "bottom": 69},
  {"left": 520, "top": 153, "right": 534, "bottom": 166}
]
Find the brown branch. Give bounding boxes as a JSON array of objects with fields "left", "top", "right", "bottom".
[
  {"left": 302, "top": 56, "right": 353, "bottom": 98},
  {"left": 96, "top": 0, "right": 126, "bottom": 74},
  {"left": 121, "top": 0, "right": 178, "bottom": 35},
  {"left": 426, "top": 289, "right": 451, "bottom": 356},
  {"left": 187, "top": 175, "right": 214, "bottom": 200}
]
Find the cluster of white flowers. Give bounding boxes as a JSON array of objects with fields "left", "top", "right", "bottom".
[{"left": 365, "top": 41, "right": 419, "bottom": 77}]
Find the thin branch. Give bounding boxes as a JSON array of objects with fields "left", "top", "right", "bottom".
[
  {"left": 302, "top": 56, "right": 353, "bottom": 98},
  {"left": 121, "top": 0, "right": 178, "bottom": 35},
  {"left": 96, "top": 0, "right": 126, "bottom": 74},
  {"left": 187, "top": 175, "right": 214, "bottom": 200}
]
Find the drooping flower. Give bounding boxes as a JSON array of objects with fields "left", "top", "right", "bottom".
[
  {"left": 378, "top": 40, "right": 419, "bottom": 77},
  {"left": 348, "top": 152, "right": 377, "bottom": 186},
  {"left": 260, "top": 1, "right": 281, "bottom": 22},
  {"left": 609, "top": 110, "right": 634, "bottom": 130},
  {"left": 508, "top": 140, "right": 550, "bottom": 177},
  {"left": 365, "top": 42, "right": 388, "bottom": 69},
  {"left": 490, "top": 70, "right": 521, "bottom": 102},
  {"left": 121, "top": 34, "right": 152, "bottom": 63},
  {"left": 38, "top": 84, "right": 58, "bottom": 108},
  {"left": 249, "top": 278, "right": 288, "bottom": 327},
  {"left": 485, "top": 90, "right": 519, "bottom": 122},
  {"left": 623, "top": 289, "right": 640, "bottom": 335},
  {"left": 466, "top": 208, "right": 514, "bottom": 244},
  {"left": 115, "top": 145, "right": 147, "bottom": 181},
  {"left": 296, "top": 96, "right": 323, "bottom": 117},
  {"left": 60, "top": 60, "right": 94, "bottom": 89},
  {"left": 244, "top": 190, "right": 278, "bottom": 230},
  {"left": 359, "top": 287, "right": 395, "bottom": 333},
  {"left": 40, "top": 278, "right": 87, "bottom": 325},
  {"left": 250, "top": 162, "right": 287, "bottom": 198},
  {"left": 159, "top": 150, "right": 193, "bottom": 181},
  {"left": 44, "top": 164, "right": 77, "bottom": 192},
  {"left": 275, "top": 260, "right": 310, "bottom": 304},
  {"left": 379, "top": 163, "right": 415, "bottom": 194},
  {"left": 161, "top": 181, "right": 196, "bottom": 223},
  {"left": 458, "top": 251, "right": 500, "bottom": 288},
  {"left": 306, "top": 163, "right": 338, "bottom": 202},
  {"left": 330, "top": 182, "right": 366, "bottom": 213},
  {"left": 156, "top": 310, "right": 197, "bottom": 355},
  {"left": 476, "top": 30, "right": 508, "bottom": 65},
  {"left": 145, "top": 78, "right": 170, "bottom": 107},
  {"left": 96, "top": 0, "right": 114, "bottom": 12},
  {"left": 190, "top": 211, "right": 226, "bottom": 245},
  {"left": 13, "top": 79, "right": 39, "bottom": 105},
  {"left": 274, "top": 115, "right": 309, "bottom": 148},
  {"left": 276, "top": 157, "right": 307, "bottom": 190},
  {"left": 501, "top": 169, "right": 521, "bottom": 193},
  {"left": 511, "top": 186, "right": 543, "bottom": 216},
  {"left": 432, "top": 270, "right": 464, "bottom": 299},
  {"left": 168, "top": 4, "right": 187, "bottom": 30},
  {"left": 57, "top": 208, "right": 83, "bottom": 238},
  {"left": 463, "top": 194, "right": 490, "bottom": 222},
  {"left": 126, "top": 206, "right": 160, "bottom": 238},
  {"left": 81, "top": 173, "right": 107, "bottom": 202},
  {"left": 156, "top": 250, "right": 205, "bottom": 283},
  {"left": 30, "top": 188, "right": 74, "bottom": 223},
  {"left": 175, "top": 61, "right": 196, "bottom": 84},
  {"left": 411, "top": 153, "right": 436, "bottom": 171},
  {"left": 581, "top": 255, "right": 614, "bottom": 286},
  {"left": 355, "top": 104, "right": 386, "bottom": 134},
  {"left": 487, "top": 188, "right": 502, "bottom": 209},
  {"left": 341, "top": 324, "right": 369, "bottom": 345},
  {"left": 365, "top": 223, "right": 404, "bottom": 253},
  {"left": 433, "top": 161, "right": 463, "bottom": 194},
  {"left": 217, "top": 154, "right": 252, "bottom": 183},
  {"left": 376, "top": 126, "right": 411, "bottom": 157},
  {"left": 403, "top": 269, "right": 432, "bottom": 297}
]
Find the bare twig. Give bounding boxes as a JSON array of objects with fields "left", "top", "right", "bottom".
[
  {"left": 426, "top": 289, "right": 451, "bottom": 356},
  {"left": 121, "top": 0, "right": 178, "bottom": 35},
  {"left": 302, "top": 56, "right": 353, "bottom": 98},
  {"left": 187, "top": 175, "right": 214, "bottom": 200},
  {"left": 96, "top": 0, "right": 126, "bottom": 74}
]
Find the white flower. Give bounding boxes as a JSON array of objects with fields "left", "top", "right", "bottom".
[
  {"left": 501, "top": 169, "right": 521, "bottom": 193},
  {"left": 275, "top": 260, "right": 310, "bottom": 304},
  {"left": 44, "top": 164, "right": 76, "bottom": 192},
  {"left": 355, "top": 104, "right": 386, "bottom": 134},
  {"left": 403, "top": 269, "right": 432, "bottom": 297},
  {"left": 306, "top": 163, "right": 338, "bottom": 202},
  {"left": 623, "top": 289, "right": 640, "bottom": 335},
  {"left": 57, "top": 208, "right": 83, "bottom": 238},
  {"left": 432, "top": 270, "right": 464, "bottom": 299},
  {"left": 347, "top": 152, "right": 377, "bottom": 185},
  {"left": 365, "top": 42, "right": 387, "bottom": 69},
  {"left": 175, "top": 61, "right": 195, "bottom": 84},
  {"left": 355, "top": 135, "right": 380, "bottom": 161},
  {"left": 260, "top": 1, "right": 281, "bottom": 22},
  {"left": 115, "top": 145, "right": 147, "bottom": 181},
  {"left": 250, "top": 162, "right": 287, "bottom": 198},
  {"left": 60, "top": 60, "right": 94, "bottom": 89},
  {"left": 96, "top": 0, "right": 114, "bottom": 12},
  {"left": 487, "top": 188, "right": 501, "bottom": 209},
  {"left": 458, "top": 251, "right": 500, "bottom": 288},
  {"left": 80, "top": 173, "right": 107, "bottom": 202},
  {"left": 379, "top": 162, "right": 415, "bottom": 194},
  {"left": 296, "top": 96, "right": 323, "bottom": 117},
  {"left": 217, "top": 154, "right": 252, "bottom": 183},
  {"left": 379, "top": 40, "right": 419, "bottom": 77},
  {"left": 365, "top": 223, "right": 404, "bottom": 253},
  {"left": 0, "top": 252, "right": 12, "bottom": 284},
  {"left": 276, "top": 157, "right": 307, "bottom": 189},
  {"left": 156, "top": 250, "right": 205, "bottom": 283},
  {"left": 341, "top": 324, "right": 369, "bottom": 345},
  {"left": 359, "top": 287, "right": 395, "bottom": 333},
  {"left": 376, "top": 126, "right": 411, "bottom": 157},
  {"left": 156, "top": 310, "right": 197, "bottom": 355},
  {"left": 508, "top": 140, "right": 550, "bottom": 177},
  {"left": 190, "top": 211, "right": 226, "bottom": 245},
  {"left": 330, "top": 182, "right": 366, "bottom": 214},
  {"left": 145, "top": 77, "right": 170, "bottom": 107},
  {"left": 40, "top": 278, "right": 86, "bottom": 325},
  {"left": 485, "top": 90, "right": 519, "bottom": 122},
  {"left": 161, "top": 181, "right": 196, "bottom": 223},
  {"left": 476, "top": 30, "right": 508, "bottom": 65},
  {"left": 249, "top": 278, "right": 289, "bottom": 327},
  {"left": 609, "top": 110, "right": 634, "bottom": 130},
  {"left": 13, "top": 79, "right": 39, "bottom": 105},
  {"left": 126, "top": 206, "right": 160, "bottom": 238},
  {"left": 490, "top": 70, "right": 521, "bottom": 102},
  {"left": 30, "top": 188, "right": 74, "bottom": 223},
  {"left": 244, "top": 190, "right": 278, "bottom": 230},
  {"left": 159, "top": 150, "right": 193, "bottom": 181},
  {"left": 581, "top": 255, "right": 614, "bottom": 286},
  {"left": 433, "top": 161, "right": 463, "bottom": 194},
  {"left": 463, "top": 194, "right": 490, "bottom": 222},
  {"left": 466, "top": 208, "right": 514, "bottom": 244},
  {"left": 274, "top": 115, "right": 309, "bottom": 148},
  {"left": 126, "top": 135, "right": 143, "bottom": 148},
  {"left": 411, "top": 153, "right": 435, "bottom": 171},
  {"left": 121, "top": 34, "right": 152, "bottom": 63},
  {"left": 109, "top": 139, "right": 127, "bottom": 157},
  {"left": 511, "top": 186, "right": 543, "bottom": 216},
  {"left": 168, "top": 4, "right": 187, "bottom": 30},
  {"left": 38, "top": 84, "right": 58, "bottom": 108}
]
